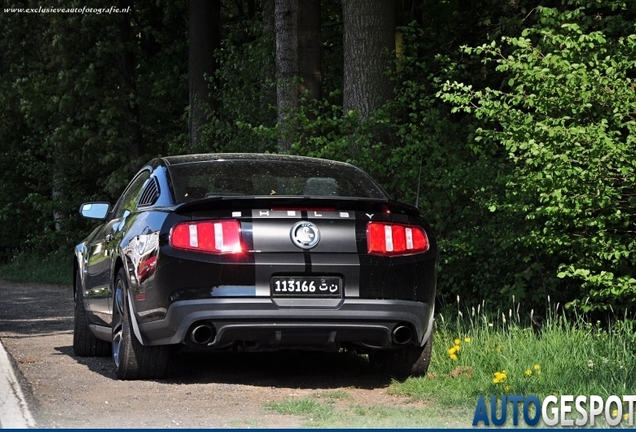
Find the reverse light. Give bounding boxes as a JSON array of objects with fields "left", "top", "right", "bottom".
[
  {"left": 170, "top": 220, "right": 242, "bottom": 254},
  {"left": 367, "top": 222, "right": 429, "bottom": 255}
]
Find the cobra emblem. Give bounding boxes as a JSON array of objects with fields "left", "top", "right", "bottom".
[{"left": 290, "top": 221, "right": 320, "bottom": 249}]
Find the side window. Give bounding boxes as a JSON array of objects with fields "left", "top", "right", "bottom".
[
  {"left": 138, "top": 177, "right": 160, "bottom": 207},
  {"left": 112, "top": 171, "right": 151, "bottom": 219}
]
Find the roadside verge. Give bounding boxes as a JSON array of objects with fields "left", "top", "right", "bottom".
[{"left": 0, "top": 339, "right": 36, "bottom": 428}]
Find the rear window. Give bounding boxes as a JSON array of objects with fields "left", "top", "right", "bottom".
[{"left": 167, "top": 160, "right": 387, "bottom": 203}]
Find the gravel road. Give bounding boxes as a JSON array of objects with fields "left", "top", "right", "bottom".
[{"left": 0, "top": 279, "right": 435, "bottom": 428}]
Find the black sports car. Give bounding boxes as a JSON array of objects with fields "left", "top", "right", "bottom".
[{"left": 74, "top": 154, "right": 437, "bottom": 380}]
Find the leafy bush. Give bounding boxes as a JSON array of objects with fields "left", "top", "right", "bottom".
[{"left": 439, "top": 6, "right": 636, "bottom": 312}]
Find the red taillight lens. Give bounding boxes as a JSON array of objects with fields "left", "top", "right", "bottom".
[
  {"left": 170, "top": 220, "right": 242, "bottom": 254},
  {"left": 367, "top": 222, "right": 429, "bottom": 255}
]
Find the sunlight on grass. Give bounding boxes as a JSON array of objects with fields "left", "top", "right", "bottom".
[
  {"left": 266, "top": 397, "right": 334, "bottom": 424},
  {"left": 266, "top": 396, "right": 472, "bottom": 428},
  {"left": 390, "top": 297, "right": 636, "bottom": 409},
  {"left": 315, "top": 390, "right": 353, "bottom": 400}
]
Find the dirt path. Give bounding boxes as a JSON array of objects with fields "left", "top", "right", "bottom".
[{"left": 0, "top": 279, "right": 439, "bottom": 428}]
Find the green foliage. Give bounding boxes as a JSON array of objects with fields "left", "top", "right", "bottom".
[
  {"left": 385, "top": 22, "right": 551, "bottom": 311},
  {"left": 186, "top": 1, "right": 347, "bottom": 157},
  {"left": 2, "top": 0, "right": 635, "bottom": 316},
  {"left": 185, "top": 17, "right": 278, "bottom": 155},
  {"left": 0, "top": 0, "right": 188, "bottom": 257},
  {"left": 439, "top": 5, "right": 636, "bottom": 312}
]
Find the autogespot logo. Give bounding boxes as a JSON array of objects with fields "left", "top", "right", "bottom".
[{"left": 473, "top": 395, "right": 636, "bottom": 427}]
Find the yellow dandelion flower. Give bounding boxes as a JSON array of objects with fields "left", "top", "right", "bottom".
[
  {"left": 464, "top": 337, "right": 471, "bottom": 343},
  {"left": 612, "top": 409, "right": 619, "bottom": 417},
  {"left": 448, "top": 347, "right": 457, "bottom": 355},
  {"left": 533, "top": 364, "right": 540, "bottom": 370},
  {"left": 454, "top": 344, "right": 461, "bottom": 352},
  {"left": 454, "top": 338, "right": 461, "bottom": 345},
  {"left": 525, "top": 369, "right": 532, "bottom": 376},
  {"left": 624, "top": 413, "right": 629, "bottom": 421},
  {"left": 492, "top": 371, "right": 507, "bottom": 384},
  {"left": 450, "top": 354, "right": 458, "bottom": 361}
]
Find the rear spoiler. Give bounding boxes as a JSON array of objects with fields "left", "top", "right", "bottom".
[{"left": 174, "top": 196, "right": 421, "bottom": 217}]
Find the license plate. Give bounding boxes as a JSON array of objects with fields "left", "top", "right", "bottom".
[{"left": 271, "top": 276, "right": 342, "bottom": 298}]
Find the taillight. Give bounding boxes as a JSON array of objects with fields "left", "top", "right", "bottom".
[
  {"left": 170, "top": 220, "right": 242, "bottom": 254},
  {"left": 367, "top": 222, "right": 429, "bottom": 255}
]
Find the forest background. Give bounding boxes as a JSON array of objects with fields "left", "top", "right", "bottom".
[{"left": 1, "top": 0, "right": 635, "bottom": 319}]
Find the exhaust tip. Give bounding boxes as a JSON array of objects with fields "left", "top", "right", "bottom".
[
  {"left": 189, "top": 323, "right": 216, "bottom": 345},
  {"left": 392, "top": 325, "right": 413, "bottom": 345}
]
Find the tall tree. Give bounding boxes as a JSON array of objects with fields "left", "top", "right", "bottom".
[
  {"left": 116, "top": 0, "right": 143, "bottom": 166},
  {"left": 297, "top": 0, "right": 322, "bottom": 103},
  {"left": 261, "top": 0, "right": 277, "bottom": 116},
  {"left": 342, "top": 0, "right": 396, "bottom": 120},
  {"left": 274, "top": 0, "right": 322, "bottom": 150},
  {"left": 274, "top": 0, "right": 298, "bottom": 152},
  {"left": 188, "top": 0, "right": 221, "bottom": 148}
]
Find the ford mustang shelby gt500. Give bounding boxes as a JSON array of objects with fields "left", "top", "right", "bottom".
[{"left": 74, "top": 154, "right": 437, "bottom": 380}]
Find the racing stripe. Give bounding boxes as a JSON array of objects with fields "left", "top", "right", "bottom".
[
  {"left": 250, "top": 208, "right": 360, "bottom": 299},
  {"left": 300, "top": 210, "right": 312, "bottom": 273}
]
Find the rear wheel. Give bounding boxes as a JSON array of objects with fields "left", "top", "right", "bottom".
[
  {"left": 73, "top": 269, "right": 111, "bottom": 357},
  {"left": 369, "top": 330, "right": 433, "bottom": 380},
  {"left": 410, "top": 330, "right": 433, "bottom": 376},
  {"left": 112, "top": 267, "right": 169, "bottom": 380}
]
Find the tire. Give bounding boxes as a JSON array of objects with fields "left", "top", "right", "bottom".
[
  {"left": 410, "top": 330, "right": 433, "bottom": 376},
  {"left": 73, "top": 269, "right": 111, "bottom": 357},
  {"left": 369, "top": 330, "right": 433, "bottom": 380},
  {"left": 112, "top": 267, "right": 169, "bottom": 380}
]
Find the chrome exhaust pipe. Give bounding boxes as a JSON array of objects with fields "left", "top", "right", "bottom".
[
  {"left": 392, "top": 325, "right": 413, "bottom": 345},
  {"left": 189, "top": 323, "right": 216, "bottom": 345}
]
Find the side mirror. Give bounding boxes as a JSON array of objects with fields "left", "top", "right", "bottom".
[{"left": 79, "top": 202, "right": 110, "bottom": 220}]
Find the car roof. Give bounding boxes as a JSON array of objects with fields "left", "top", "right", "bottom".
[{"left": 161, "top": 153, "right": 355, "bottom": 168}]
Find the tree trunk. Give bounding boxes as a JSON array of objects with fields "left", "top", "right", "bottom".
[
  {"left": 342, "top": 0, "right": 396, "bottom": 120},
  {"left": 275, "top": 0, "right": 298, "bottom": 152},
  {"left": 261, "top": 0, "right": 276, "bottom": 116},
  {"left": 52, "top": 170, "right": 66, "bottom": 233},
  {"left": 116, "top": 0, "right": 143, "bottom": 165},
  {"left": 262, "top": 0, "right": 275, "bottom": 36},
  {"left": 297, "top": 0, "right": 321, "bottom": 103},
  {"left": 188, "top": 0, "right": 221, "bottom": 148}
]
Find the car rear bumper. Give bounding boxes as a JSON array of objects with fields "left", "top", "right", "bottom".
[{"left": 137, "top": 298, "right": 434, "bottom": 350}]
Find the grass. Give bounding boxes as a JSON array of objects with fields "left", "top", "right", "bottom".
[
  {"left": 389, "top": 299, "right": 636, "bottom": 427},
  {"left": 266, "top": 396, "right": 470, "bottom": 428},
  {"left": 267, "top": 298, "right": 636, "bottom": 428},
  {"left": 265, "top": 398, "right": 335, "bottom": 425},
  {"left": 0, "top": 250, "right": 72, "bottom": 286}
]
